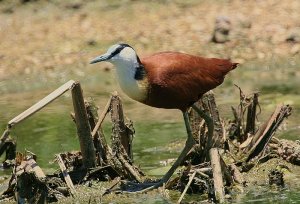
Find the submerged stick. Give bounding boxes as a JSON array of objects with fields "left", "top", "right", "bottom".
[
  {"left": 8, "top": 80, "right": 75, "bottom": 128},
  {"left": 209, "top": 148, "right": 225, "bottom": 203},
  {"left": 71, "top": 82, "right": 96, "bottom": 168}
]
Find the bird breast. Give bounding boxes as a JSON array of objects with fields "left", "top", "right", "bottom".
[{"left": 114, "top": 61, "right": 149, "bottom": 102}]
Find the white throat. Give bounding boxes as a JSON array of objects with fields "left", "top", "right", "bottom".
[{"left": 110, "top": 48, "right": 148, "bottom": 102}]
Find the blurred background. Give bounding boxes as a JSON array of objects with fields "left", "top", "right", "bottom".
[{"left": 0, "top": 0, "right": 299, "bottom": 186}]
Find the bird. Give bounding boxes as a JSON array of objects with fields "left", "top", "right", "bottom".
[{"left": 90, "top": 43, "right": 238, "bottom": 191}]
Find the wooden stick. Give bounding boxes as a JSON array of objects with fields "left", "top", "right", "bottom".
[
  {"left": 86, "top": 102, "right": 108, "bottom": 166},
  {"left": 229, "top": 164, "right": 244, "bottom": 184},
  {"left": 177, "top": 171, "right": 196, "bottom": 204},
  {"left": 71, "top": 82, "right": 96, "bottom": 168},
  {"left": 245, "top": 93, "right": 259, "bottom": 136},
  {"left": 56, "top": 154, "right": 76, "bottom": 195},
  {"left": 245, "top": 104, "right": 291, "bottom": 161},
  {"left": 209, "top": 148, "right": 225, "bottom": 203},
  {"left": 0, "top": 129, "right": 10, "bottom": 155},
  {"left": 8, "top": 80, "right": 75, "bottom": 128},
  {"left": 110, "top": 91, "right": 133, "bottom": 160},
  {"left": 91, "top": 96, "right": 112, "bottom": 137},
  {"left": 118, "top": 154, "right": 142, "bottom": 183}
]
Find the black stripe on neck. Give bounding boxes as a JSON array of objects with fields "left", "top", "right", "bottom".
[{"left": 134, "top": 57, "right": 146, "bottom": 80}]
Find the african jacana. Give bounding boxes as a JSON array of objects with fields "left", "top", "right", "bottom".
[{"left": 90, "top": 43, "right": 238, "bottom": 190}]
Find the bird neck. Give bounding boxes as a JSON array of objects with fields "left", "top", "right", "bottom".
[{"left": 112, "top": 58, "right": 149, "bottom": 102}]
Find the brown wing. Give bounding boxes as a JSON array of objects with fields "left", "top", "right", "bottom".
[{"left": 141, "top": 52, "right": 237, "bottom": 111}]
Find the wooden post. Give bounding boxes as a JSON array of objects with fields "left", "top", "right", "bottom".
[
  {"left": 110, "top": 92, "right": 133, "bottom": 160},
  {"left": 209, "top": 148, "right": 225, "bottom": 203},
  {"left": 86, "top": 101, "right": 108, "bottom": 166},
  {"left": 244, "top": 93, "right": 259, "bottom": 138},
  {"left": 202, "top": 91, "right": 223, "bottom": 148},
  {"left": 71, "top": 82, "right": 96, "bottom": 168}
]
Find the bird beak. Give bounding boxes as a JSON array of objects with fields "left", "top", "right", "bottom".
[{"left": 90, "top": 53, "right": 111, "bottom": 64}]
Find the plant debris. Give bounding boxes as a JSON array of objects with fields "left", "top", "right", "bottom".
[{"left": 0, "top": 82, "right": 299, "bottom": 203}]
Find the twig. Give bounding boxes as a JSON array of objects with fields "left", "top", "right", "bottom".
[
  {"left": 177, "top": 171, "right": 196, "bottom": 204},
  {"left": 195, "top": 170, "right": 210, "bottom": 178},
  {"left": 8, "top": 80, "right": 75, "bottom": 128},
  {"left": 56, "top": 154, "right": 76, "bottom": 196},
  {"left": 92, "top": 96, "right": 112, "bottom": 137},
  {"left": 102, "top": 177, "right": 121, "bottom": 196},
  {"left": 118, "top": 154, "right": 142, "bottom": 183}
]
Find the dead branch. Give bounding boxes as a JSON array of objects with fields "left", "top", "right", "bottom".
[
  {"left": 92, "top": 96, "right": 112, "bottom": 137},
  {"left": 56, "top": 154, "right": 76, "bottom": 195},
  {"left": 71, "top": 82, "right": 96, "bottom": 168},
  {"left": 244, "top": 93, "right": 259, "bottom": 137},
  {"left": 110, "top": 91, "right": 134, "bottom": 160},
  {"left": 209, "top": 148, "right": 225, "bottom": 203},
  {"left": 8, "top": 80, "right": 75, "bottom": 128},
  {"left": 86, "top": 100, "right": 109, "bottom": 166},
  {"left": 245, "top": 104, "right": 292, "bottom": 162},
  {"left": 177, "top": 171, "right": 197, "bottom": 203}
]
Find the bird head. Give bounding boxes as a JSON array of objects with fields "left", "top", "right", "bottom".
[{"left": 90, "top": 43, "right": 138, "bottom": 65}]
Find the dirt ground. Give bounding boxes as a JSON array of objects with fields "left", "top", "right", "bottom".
[{"left": 0, "top": 0, "right": 299, "bottom": 80}]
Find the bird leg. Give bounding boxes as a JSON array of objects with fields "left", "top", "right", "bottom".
[
  {"left": 125, "top": 106, "right": 213, "bottom": 193},
  {"left": 191, "top": 104, "right": 214, "bottom": 152},
  {"left": 158, "top": 111, "right": 196, "bottom": 183},
  {"left": 128, "top": 111, "right": 195, "bottom": 193}
]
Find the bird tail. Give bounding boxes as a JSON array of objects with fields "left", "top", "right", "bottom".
[{"left": 231, "top": 62, "right": 239, "bottom": 70}]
